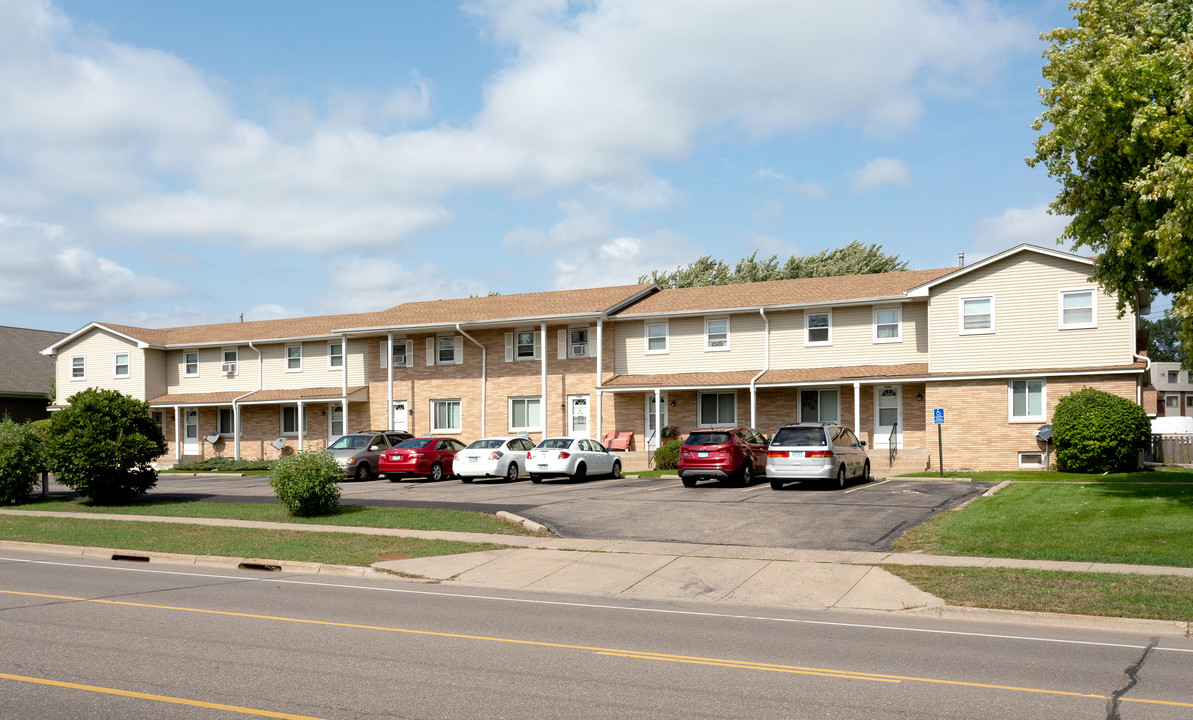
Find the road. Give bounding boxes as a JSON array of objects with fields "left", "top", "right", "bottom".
[{"left": 3, "top": 548, "right": 1191, "bottom": 719}]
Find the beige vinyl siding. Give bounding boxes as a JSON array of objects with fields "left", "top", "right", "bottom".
[
  {"left": 615, "top": 314, "right": 766, "bottom": 375},
  {"left": 144, "top": 349, "right": 168, "bottom": 400},
  {"left": 55, "top": 329, "right": 148, "bottom": 401},
  {"left": 164, "top": 345, "right": 260, "bottom": 394},
  {"left": 927, "top": 254, "right": 1134, "bottom": 373},
  {"left": 165, "top": 339, "right": 368, "bottom": 394},
  {"left": 767, "top": 303, "right": 928, "bottom": 370}
]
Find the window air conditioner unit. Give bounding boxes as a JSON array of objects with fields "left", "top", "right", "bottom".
[
  {"left": 571, "top": 344, "right": 586, "bottom": 357},
  {"left": 221, "top": 362, "right": 236, "bottom": 374}
]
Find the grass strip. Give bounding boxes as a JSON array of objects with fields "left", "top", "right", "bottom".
[
  {"left": 0, "top": 515, "right": 506, "bottom": 567},
  {"left": 900, "top": 468, "right": 1193, "bottom": 483},
  {"left": 17, "top": 498, "right": 530, "bottom": 535},
  {"left": 884, "top": 565, "right": 1193, "bottom": 623},
  {"left": 892, "top": 482, "right": 1193, "bottom": 567}
]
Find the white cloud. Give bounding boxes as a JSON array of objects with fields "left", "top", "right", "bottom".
[
  {"left": 754, "top": 168, "right": 789, "bottom": 182},
  {"left": 970, "top": 203, "right": 1072, "bottom": 259},
  {"left": 312, "top": 257, "right": 487, "bottom": 314},
  {"left": 552, "top": 230, "right": 696, "bottom": 289},
  {"left": 850, "top": 157, "right": 911, "bottom": 192}
]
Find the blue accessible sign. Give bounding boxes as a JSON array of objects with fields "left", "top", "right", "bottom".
[{"left": 933, "top": 408, "right": 945, "bottom": 425}]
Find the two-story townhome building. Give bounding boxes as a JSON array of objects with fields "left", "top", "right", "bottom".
[
  {"left": 1150, "top": 362, "right": 1193, "bottom": 417},
  {"left": 43, "top": 244, "right": 1146, "bottom": 471}
]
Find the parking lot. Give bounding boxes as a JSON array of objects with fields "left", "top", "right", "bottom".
[{"left": 106, "top": 472, "right": 993, "bottom": 552}]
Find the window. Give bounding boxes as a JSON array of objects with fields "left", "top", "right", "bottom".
[
  {"left": 1166, "top": 395, "right": 1179, "bottom": 408},
  {"left": 218, "top": 408, "right": 240, "bottom": 436},
  {"left": 800, "top": 389, "right": 840, "bottom": 422},
  {"left": 874, "top": 306, "right": 902, "bottom": 342},
  {"left": 960, "top": 295, "right": 994, "bottom": 334},
  {"left": 516, "top": 330, "right": 537, "bottom": 360},
  {"left": 805, "top": 311, "right": 831, "bottom": 345},
  {"left": 1168, "top": 371, "right": 1179, "bottom": 384},
  {"left": 1187, "top": 396, "right": 1193, "bottom": 408},
  {"left": 645, "top": 322, "right": 668, "bottom": 353},
  {"left": 184, "top": 352, "right": 199, "bottom": 377},
  {"left": 437, "top": 336, "right": 456, "bottom": 364},
  {"left": 431, "top": 399, "right": 461, "bottom": 433},
  {"left": 393, "top": 341, "right": 406, "bottom": 368},
  {"left": 286, "top": 345, "right": 302, "bottom": 372},
  {"left": 1059, "top": 289, "right": 1096, "bottom": 329},
  {"left": 70, "top": 354, "right": 85, "bottom": 380},
  {"left": 222, "top": 348, "right": 238, "bottom": 375},
  {"left": 1010, "top": 379, "right": 1045, "bottom": 421},
  {"left": 113, "top": 352, "right": 129, "bottom": 379},
  {"left": 1018, "top": 452, "right": 1044, "bottom": 468},
  {"left": 509, "top": 396, "right": 542, "bottom": 432},
  {"left": 328, "top": 342, "right": 343, "bottom": 370},
  {"left": 705, "top": 317, "right": 729, "bottom": 351},
  {"left": 698, "top": 392, "right": 736, "bottom": 426},
  {"left": 569, "top": 328, "right": 589, "bottom": 358},
  {"left": 281, "top": 406, "right": 306, "bottom": 435}
]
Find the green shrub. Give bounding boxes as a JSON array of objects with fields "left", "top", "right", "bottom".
[
  {"left": 0, "top": 417, "right": 44, "bottom": 505},
  {"left": 654, "top": 439, "right": 682, "bottom": 470},
  {"left": 172, "top": 457, "right": 275, "bottom": 472},
  {"left": 1052, "top": 387, "right": 1150, "bottom": 473},
  {"left": 268, "top": 450, "right": 342, "bottom": 516},
  {"left": 44, "top": 388, "right": 167, "bottom": 504}
]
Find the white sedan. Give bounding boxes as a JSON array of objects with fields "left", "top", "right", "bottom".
[
  {"left": 456, "top": 436, "right": 536, "bottom": 483},
  {"left": 528, "top": 437, "right": 622, "bottom": 483}
]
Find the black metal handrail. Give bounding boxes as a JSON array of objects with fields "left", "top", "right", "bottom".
[{"left": 888, "top": 422, "right": 898, "bottom": 467}]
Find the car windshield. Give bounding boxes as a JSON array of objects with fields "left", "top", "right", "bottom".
[
  {"left": 771, "top": 427, "right": 828, "bottom": 447},
  {"left": 537, "top": 438, "right": 573, "bottom": 450},
  {"left": 685, "top": 432, "right": 731, "bottom": 446},
  {"left": 328, "top": 435, "right": 370, "bottom": 450},
  {"left": 466, "top": 439, "right": 505, "bottom": 450},
  {"left": 396, "top": 438, "right": 435, "bottom": 449}
]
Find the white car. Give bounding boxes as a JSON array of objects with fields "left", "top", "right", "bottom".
[
  {"left": 766, "top": 422, "right": 870, "bottom": 490},
  {"left": 455, "top": 436, "right": 537, "bottom": 483},
  {"left": 528, "top": 437, "right": 622, "bottom": 483}
]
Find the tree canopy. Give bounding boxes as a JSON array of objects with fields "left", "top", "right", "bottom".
[
  {"left": 1028, "top": 0, "right": 1193, "bottom": 363},
  {"left": 639, "top": 241, "right": 908, "bottom": 289},
  {"left": 1141, "top": 314, "right": 1186, "bottom": 363}
]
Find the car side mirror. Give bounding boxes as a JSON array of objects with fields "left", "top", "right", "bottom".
[
  {"left": 860, "top": 440, "right": 867, "bottom": 447},
  {"left": 369, "top": 445, "right": 381, "bottom": 452}
]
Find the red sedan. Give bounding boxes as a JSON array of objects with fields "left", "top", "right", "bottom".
[{"left": 379, "top": 437, "right": 466, "bottom": 481}]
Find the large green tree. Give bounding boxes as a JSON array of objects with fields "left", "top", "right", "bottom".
[
  {"left": 640, "top": 241, "right": 908, "bottom": 289},
  {"left": 1028, "top": 0, "right": 1193, "bottom": 363},
  {"left": 1141, "top": 314, "right": 1186, "bottom": 362}
]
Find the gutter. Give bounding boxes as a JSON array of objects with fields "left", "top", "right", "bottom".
[
  {"left": 232, "top": 340, "right": 262, "bottom": 461},
  {"left": 456, "top": 324, "right": 487, "bottom": 437},
  {"left": 749, "top": 307, "right": 769, "bottom": 429}
]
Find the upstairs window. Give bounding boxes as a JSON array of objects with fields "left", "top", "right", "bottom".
[
  {"left": 1169, "top": 371, "right": 1180, "bottom": 384},
  {"left": 1059, "top": 289, "right": 1096, "bottom": 329},
  {"left": 222, "top": 348, "right": 238, "bottom": 375},
  {"left": 516, "top": 330, "right": 537, "bottom": 360},
  {"left": 960, "top": 295, "right": 994, "bottom": 334},
  {"left": 286, "top": 345, "right": 302, "bottom": 372},
  {"left": 705, "top": 317, "right": 729, "bottom": 351},
  {"left": 569, "top": 328, "right": 589, "bottom": 358},
  {"left": 874, "top": 306, "right": 902, "bottom": 342},
  {"left": 184, "top": 352, "right": 199, "bottom": 377},
  {"left": 328, "top": 342, "right": 344, "bottom": 370},
  {"left": 645, "top": 322, "right": 669, "bottom": 354},
  {"left": 438, "top": 336, "right": 457, "bottom": 364},
  {"left": 393, "top": 341, "right": 406, "bottom": 368},
  {"left": 805, "top": 311, "right": 831, "bottom": 345},
  {"left": 70, "top": 354, "right": 85, "bottom": 380},
  {"left": 113, "top": 352, "right": 130, "bottom": 379}
]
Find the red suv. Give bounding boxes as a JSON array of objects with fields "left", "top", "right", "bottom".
[
  {"left": 678, "top": 427, "right": 770, "bottom": 487},
  {"left": 379, "top": 437, "right": 466, "bottom": 482}
]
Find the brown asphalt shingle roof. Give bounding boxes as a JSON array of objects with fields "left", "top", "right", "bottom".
[
  {"left": 147, "top": 386, "right": 367, "bottom": 406},
  {"left": 614, "top": 268, "right": 957, "bottom": 316},
  {"left": 0, "top": 326, "right": 67, "bottom": 395}
]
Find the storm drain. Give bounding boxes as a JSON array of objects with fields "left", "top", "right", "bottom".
[
  {"left": 238, "top": 562, "right": 282, "bottom": 572},
  {"left": 111, "top": 554, "right": 150, "bottom": 563}
]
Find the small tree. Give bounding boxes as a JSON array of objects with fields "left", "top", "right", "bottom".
[
  {"left": 1052, "top": 387, "right": 1150, "bottom": 473},
  {"left": 269, "top": 450, "right": 342, "bottom": 516},
  {"left": 45, "top": 388, "right": 167, "bottom": 504},
  {"left": 0, "top": 417, "right": 44, "bottom": 505}
]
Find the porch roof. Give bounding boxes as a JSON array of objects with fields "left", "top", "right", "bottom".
[{"left": 148, "top": 386, "right": 368, "bottom": 406}]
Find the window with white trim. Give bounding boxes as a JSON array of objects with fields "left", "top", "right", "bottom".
[
  {"left": 569, "top": 328, "right": 589, "bottom": 358},
  {"left": 1018, "top": 452, "right": 1044, "bottom": 468},
  {"left": 113, "top": 352, "right": 129, "bottom": 379},
  {"left": 874, "top": 306, "right": 902, "bottom": 342},
  {"left": 281, "top": 406, "right": 306, "bottom": 435},
  {"left": 328, "top": 342, "right": 343, "bottom": 370},
  {"left": 70, "top": 354, "right": 85, "bottom": 380},
  {"left": 515, "top": 330, "right": 537, "bottom": 360},
  {"left": 698, "top": 392, "right": 736, "bottom": 426},
  {"left": 218, "top": 408, "right": 240, "bottom": 436},
  {"left": 222, "top": 348, "right": 239, "bottom": 375},
  {"left": 645, "top": 322, "right": 668, "bottom": 353},
  {"left": 431, "top": 399, "right": 461, "bottom": 433},
  {"left": 286, "top": 344, "right": 302, "bottom": 372},
  {"left": 508, "top": 396, "right": 542, "bottom": 432},
  {"left": 800, "top": 389, "right": 840, "bottom": 422},
  {"left": 805, "top": 311, "right": 831, "bottom": 345},
  {"left": 1059, "top": 289, "right": 1096, "bottom": 329},
  {"left": 184, "top": 352, "right": 199, "bottom": 377},
  {"left": 960, "top": 295, "right": 994, "bottom": 334},
  {"left": 393, "top": 340, "right": 406, "bottom": 368},
  {"left": 437, "top": 336, "right": 456, "bottom": 364},
  {"left": 1009, "top": 379, "right": 1045, "bottom": 421},
  {"left": 705, "top": 317, "right": 729, "bottom": 351}
]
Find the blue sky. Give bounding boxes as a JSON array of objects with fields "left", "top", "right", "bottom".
[{"left": 2, "top": 0, "right": 1134, "bottom": 334}]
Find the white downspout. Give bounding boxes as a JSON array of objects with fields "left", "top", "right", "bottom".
[
  {"left": 749, "top": 308, "right": 769, "bottom": 429},
  {"left": 1133, "top": 349, "right": 1152, "bottom": 405},
  {"left": 596, "top": 317, "right": 604, "bottom": 442},
  {"left": 387, "top": 332, "right": 394, "bottom": 431},
  {"left": 654, "top": 387, "right": 661, "bottom": 453},
  {"left": 340, "top": 334, "right": 348, "bottom": 436},
  {"left": 541, "top": 322, "right": 548, "bottom": 434},
  {"left": 854, "top": 381, "right": 862, "bottom": 440},
  {"left": 457, "top": 324, "right": 486, "bottom": 438},
  {"left": 232, "top": 341, "right": 261, "bottom": 461},
  {"left": 173, "top": 405, "right": 181, "bottom": 461}
]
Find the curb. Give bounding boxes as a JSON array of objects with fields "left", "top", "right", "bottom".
[
  {"left": 494, "top": 511, "right": 549, "bottom": 534},
  {"left": 905, "top": 604, "right": 1192, "bottom": 638}
]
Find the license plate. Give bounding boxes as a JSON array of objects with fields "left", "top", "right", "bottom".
[
  {"left": 791, "top": 451, "right": 804, "bottom": 458},
  {"left": 698, "top": 452, "right": 708, "bottom": 458},
  {"left": 468, "top": 457, "right": 477, "bottom": 463},
  {"left": 539, "top": 464, "right": 548, "bottom": 470}
]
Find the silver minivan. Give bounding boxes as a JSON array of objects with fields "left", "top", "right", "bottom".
[
  {"left": 765, "top": 423, "right": 870, "bottom": 490},
  {"left": 327, "top": 430, "right": 413, "bottom": 481}
]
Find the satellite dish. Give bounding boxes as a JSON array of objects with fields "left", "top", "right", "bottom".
[
  {"left": 1035, "top": 424, "right": 1053, "bottom": 443},
  {"left": 205, "top": 432, "right": 221, "bottom": 444},
  {"left": 271, "top": 437, "right": 287, "bottom": 451}
]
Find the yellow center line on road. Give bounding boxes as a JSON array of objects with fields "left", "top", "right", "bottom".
[
  {"left": 843, "top": 478, "right": 895, "bottom": 494},
  {"left": 4, "top": 589, "right": 1191, "bottom": 710},
  {"left": 0, "top": 671, "right": 327, "bottom": 720}
]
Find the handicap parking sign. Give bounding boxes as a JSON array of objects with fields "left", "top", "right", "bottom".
[{"left": 933, "top": 408, "right": 945, "bottom": 424}]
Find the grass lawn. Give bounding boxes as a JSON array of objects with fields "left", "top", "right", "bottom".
[
  {"left": 893, "top": 482, "right": 1193, "bottom": 566},
  {"left": 0, "top": 515, "right": 506, "bottom": 566},
  {"left": 901, "top": 467, "right": 1193, "bottom": 483},
  {"left": 629, "top": 470, "right": 678, "bottom": 478},
  {"left": 15, "top": 498, "right": 531, "bottom": 535},
  {"left": 884, "top": 565, "right": 1193, "bottom": 622}
]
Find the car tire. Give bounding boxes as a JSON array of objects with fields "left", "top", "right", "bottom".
[
  {"left": 353, "top": 463, "right": 370, "bottom": 482},
  {"left": 429, "top": 462, "right": 444, "bottom": 482},
  {"left": 861, "top": 460, "right": 871, "bottom": 483},
  {"left": 737, "top": 463, "right": 753, "bottom": 487},
  {"left": 770, "top": 478, "right": 783, "bottom": 490},
  {"left": 530, "top": 474, "right": 543, "bottom": 484},
  {"left": 835, "top": 465, "right": 847, "bottom": 489},
  {"left": 505, "top": 462, "right": 519, "bottom": 482},
  {"left": 388, "top": 475, "right": 401, "bottom": 483},
  {"left": 572, "top": 463, "right": 587, "bottom": 482},
  {"left": 610, "top": 460, "right": 622, "bottom": 479},
  {"left": 682, "top": 476, "right": 697, "bottom": 488},
  {"left": 460, "top": 476, "right": 473, "bottom": 483}
]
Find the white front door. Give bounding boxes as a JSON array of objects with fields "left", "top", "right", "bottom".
[
  {"left": 874, "top": 385, "right": 903, "bottom": 449},
  {"left": 568, "top": 395, "right": 590, "bottom": 437},
  {"left": 392, "top": 400, "right": 408, "bottom": 432},
  {"left": 183, "top": 409, "right": 199, "bottom": 455},
  {"left": 329, "top": 404, "right": 344, "bottom": 440},
  {"left": 645, "top": 392, "right": 669, "bottom": 452}
]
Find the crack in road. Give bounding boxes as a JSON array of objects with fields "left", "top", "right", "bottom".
[{"left": 1106, "top": 637, "right": 1158, "bottom": 720}]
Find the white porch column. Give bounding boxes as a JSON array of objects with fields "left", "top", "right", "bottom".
[
  {"left": 297, "top": 400, "right": 305, "bottom": 452},
  {"left": 233, "top": 404, "right": 241, "bottom": 461},
  {"left": 173, "top": 406, "right": 181, "bottom": 461},
  {"left": 540, "top": 322, "right": 548, "bottom": 433},
  {"left": 387, "top": 332, "right": 394, "bottom": 431},
  {"left": 853, "top": 382, "right": 861, "bottom": 435},
  {"left": 654, "top": 387, "right": 661, "bottom": 451}
]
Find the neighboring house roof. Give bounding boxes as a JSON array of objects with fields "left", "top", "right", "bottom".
[
  {"left": 0, "top": 325, "right": 67, "bottom": 396},
  {"left": 612, "top": 268, "right": 956, "bottom": 317}
]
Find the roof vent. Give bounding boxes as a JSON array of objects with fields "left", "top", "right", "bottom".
[{"left": 958, "top": 252, "right": 965, "bottom": 267}]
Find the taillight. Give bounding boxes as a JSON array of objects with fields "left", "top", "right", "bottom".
[
  {"left": 767, "top": 451, "right": 788, "bottom": 458},
  {"left": 559, "top": 451, "right": 570, "bottom": 459},
  {"left": 806, "top": 450, "right": 834, "bottom": 458},
  {"left": 489, "top": 451, "right": 504, "bottom": 460},
  {"left": 527, "top": 451, "right": 533, "bottom": 459}
]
